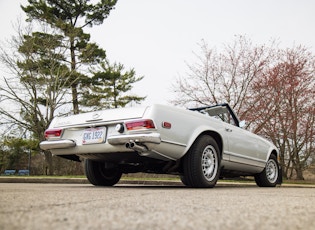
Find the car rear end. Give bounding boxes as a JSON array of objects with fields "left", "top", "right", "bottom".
[{"left": 40, "top": 106, "right": 162, "bottom": 160}]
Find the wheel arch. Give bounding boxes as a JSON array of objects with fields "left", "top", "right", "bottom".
[
  {"left": 270, "top": 149, "right": 278, "bottom": 158},
  {"left": 184, "top": 130, "right": 223, "bottom": 159},
  {"left": 269, "top": 148, "right": 280, "bottom": 163}
]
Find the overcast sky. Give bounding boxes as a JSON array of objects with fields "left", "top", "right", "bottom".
[{"left": 1, "top": 0, "right": 314, "bottom": 106}]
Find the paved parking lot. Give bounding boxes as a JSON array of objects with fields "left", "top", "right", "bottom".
[{"left": 1, "top": 183, "right": 315, "bottom": 230}]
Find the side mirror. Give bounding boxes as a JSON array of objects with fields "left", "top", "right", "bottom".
[{"left": 239, "top": 120, "right": 246, "bottom": 128}]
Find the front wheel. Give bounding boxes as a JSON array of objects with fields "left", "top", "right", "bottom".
[
  {"left": 84, "top": 159, "right": 122, "bottom": 186},
  {"left": 254, "top": 155, "right": 280, "bottom": 187},
  {"left": 181, "top": 135, "right": 221, "bottom": 188}
]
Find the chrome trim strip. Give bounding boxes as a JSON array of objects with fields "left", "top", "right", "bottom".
[
  {"left": 224, "top": 151, "right": 266, "bottom": 163},
  {"left": 161, "top": 139, "right": 186, "bottom": 147}
]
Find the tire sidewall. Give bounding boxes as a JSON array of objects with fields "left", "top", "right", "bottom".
[
  {"left": 255, "top": 155, "right": 279, "bottom": 187},
  {"left": 265, "top": 156, "right": 279, "bottom": 186},
  {"left": 197, "top": 136, "right": 221, "bottom": 187},
  {"left": 183, "top": 135, "right": 221, "bottom": 188},
  {"left": 85, "top": 159, "right": 122, "bottom": 186}
]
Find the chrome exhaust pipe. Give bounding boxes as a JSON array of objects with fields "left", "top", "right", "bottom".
[{"left": 125, "top": 141, "right": 148, "bottom": 153}]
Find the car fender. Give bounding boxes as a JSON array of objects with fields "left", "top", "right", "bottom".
[
  {"left": 182, "top": 125, "right": 225, "bottom": 157},
  {"left": 266, "top": 146, "right": 280, "bottom": 162},
  {"left": 254, "top": 134, "right": 279, "bottom": 163}
]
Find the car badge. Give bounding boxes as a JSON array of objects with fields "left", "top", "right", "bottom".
[{"left": 92, "top": 112, "right": 101, "bottom": 119}]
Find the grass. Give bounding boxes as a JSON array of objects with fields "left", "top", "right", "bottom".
[
  {"left": 2, "top": 174, "right": 315, "bottom": 185},
  {"left": 282, "top": 179, "right": 315, "bottom": 185}
]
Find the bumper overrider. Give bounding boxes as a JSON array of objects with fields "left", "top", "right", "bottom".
[
  {"left": 39, "top": 133, "right": 161, "bottom": 151},
  {"left": 40, "top": 139, "right": 76, "bottom": 150}
]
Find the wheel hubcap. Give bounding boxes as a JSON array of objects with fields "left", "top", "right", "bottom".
[
  {"left": 201, "top": 145, "right": 218, "bottom": 181},
  {"left": 266, "top": 159, "right": 278, "bottom": 184}
]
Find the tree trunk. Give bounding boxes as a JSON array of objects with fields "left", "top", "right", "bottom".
[
  {"left": 72, "top": 83, "right": 79, "bottom": 114},
  {"left": 295, "top": 164, "right": 305, "bottom": 180},
  {"left": 70, "top": 39, "right": 79, "bottom": 114},
  {"left": 44, "top": 150, "right": 53, "bottom": 175}
]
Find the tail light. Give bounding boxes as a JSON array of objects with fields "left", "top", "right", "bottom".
[
  {"left": 44, "top": 129, "right": 63, "bottom": 139},
  {"left": 125, "top": 119, "right": 155, "bottom": 131}
]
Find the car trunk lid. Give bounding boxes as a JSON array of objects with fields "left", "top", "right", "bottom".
[{"left": 49, "top": 106, "right": 149, "bottom": 128}]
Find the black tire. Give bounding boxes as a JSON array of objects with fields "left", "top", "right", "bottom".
[
  {"left": 84, "top": 159, "right": 122, "bottom": 186},
  {"left": 182, "top": 135, "right": 221, "bottom": 188},
  {"left": 180, "top": 175, "right": 188, "bottom": 186},
  {"left": 254, "top": 155, "right": 279, "bottom": 187}
]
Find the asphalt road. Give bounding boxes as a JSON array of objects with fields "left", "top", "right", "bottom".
[{"left": 0, "top": 183, "right": 314, "bottom": 230}]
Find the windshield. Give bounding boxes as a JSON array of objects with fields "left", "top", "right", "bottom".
[
  {"left": 203, "top": 106, "right": 236, "bottom": 126},
  {"left": 189, "top": 104, "right": 239, "bottom": 127}
]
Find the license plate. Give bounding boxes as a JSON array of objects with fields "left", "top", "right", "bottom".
[{"left": 82, "top": 127, "right": 106, "bottom": 145}]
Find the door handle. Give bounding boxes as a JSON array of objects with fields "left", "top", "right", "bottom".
[{"left": 225, "top": 128, "right": 232, "bottom": 132}]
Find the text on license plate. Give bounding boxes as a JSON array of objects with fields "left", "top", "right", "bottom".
[{"left": 82, "top": 127, "right": 106, "bottom": 145}]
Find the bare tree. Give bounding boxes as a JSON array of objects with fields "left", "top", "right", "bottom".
[
  {"left": 0, "top": 23, "right": 72, "bottom": 174},
  {"left": 172, "top": 35, "right": 274, "bottom": 116},
  {"left": 248, "top": 46, "right": 315, "bottom": 179}
]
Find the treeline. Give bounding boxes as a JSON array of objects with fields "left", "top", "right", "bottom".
[
  {"left": 0, "top": 137, "right": 83, "bottom": 175},
  {"left": 173, "top": 36, "right": 315, "bottom": 180},
  {"left": 0, "top": 1, "right": 145, "bottom": 175}
]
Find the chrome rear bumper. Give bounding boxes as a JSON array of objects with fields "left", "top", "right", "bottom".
[{"left": 39, "top": 133, "right": 161, "bottom": 151}]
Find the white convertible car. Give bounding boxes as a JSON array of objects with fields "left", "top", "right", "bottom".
[{"left": 40, "top": 103, "right": 282, "bottom": 188}]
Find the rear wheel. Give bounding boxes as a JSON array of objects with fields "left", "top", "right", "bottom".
[
  {"left": 84, "top": 159, "right": 122, "bottom": 186},
  {"left": 181, "top": 135, "right": 221, "bottom": 188},
  {"left": 255, "top": 155, "right": 279, "bottom": 187},
  {"left": 180, "top": 175, "right": 188, "bottom": 186}
]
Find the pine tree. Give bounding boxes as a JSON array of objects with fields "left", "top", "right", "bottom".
[
  {"left": 22, "top": 0, "right": 118, "bottom": 114},
  {"left": 81, "top": 60, "right": 146, "bottom": 109}
]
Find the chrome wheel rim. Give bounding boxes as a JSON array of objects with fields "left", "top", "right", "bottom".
[
  {"left": 201, "top": 145, "right": 218, "bottom": 181},
  {"left": 266, "top": 159, "right": 278, "bottom": 184}
]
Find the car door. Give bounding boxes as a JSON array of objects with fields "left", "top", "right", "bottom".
[
  {"left": 224, "top": 123, "right": 268, "bottom": 169},
  {"left": 207, "top": 105, "right": 267, "bottom": 170},
  {"left": 205, "top": 105, "right": 269, "bottom": 171}
]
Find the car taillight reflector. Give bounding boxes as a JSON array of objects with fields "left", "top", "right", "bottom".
[
  {"left": 125, "top": 119, "right": 155, "bottom": 131},
  {"left": 44, "top": 129, "right": 63, "bottom": 139}
]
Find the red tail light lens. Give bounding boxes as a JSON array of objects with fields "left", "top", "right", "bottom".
[
  {"left": 44, "top": 129, "right": 63, "bottom": 139},
  {"left": 125, "top": 119, "right": 155, "bottom": 131}
]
